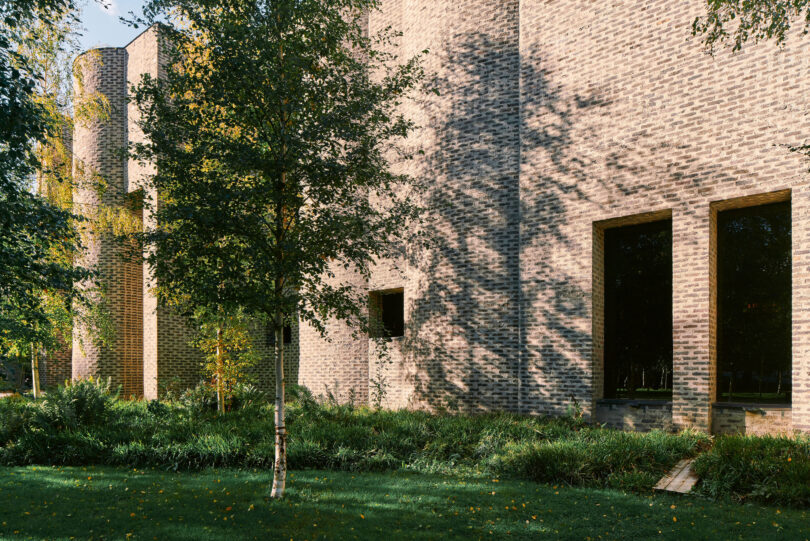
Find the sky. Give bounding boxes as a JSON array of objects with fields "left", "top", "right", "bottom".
[{"left": 78, "top": 0, "right": 149, "bottom": 51}]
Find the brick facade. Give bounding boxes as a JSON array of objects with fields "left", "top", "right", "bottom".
[
  {"left": 73, "top": 4, "right": 810, "bottom": 435},
  {"left": 71, "top": 26, "right": 301, "bottom": 400},
  {"left": 72, "top": 47, "right": 134, "bottom": 391}
]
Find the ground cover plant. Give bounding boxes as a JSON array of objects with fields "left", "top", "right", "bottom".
[
  {"left": 0, "top": 380, "right": 708, "bottom": 494},
  {"left": 693, "top": 433, "right": 810, "bottom": 507},
  {"left": 0, "top": 466, "right": 806, "bottom": 540},
  {"left": 5, "top": 379, "right": 810, "bottom": 509}
]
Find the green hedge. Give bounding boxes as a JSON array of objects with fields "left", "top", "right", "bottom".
[
  {"left": 0, "top": 380, "right": 709, "bottom": 493},
  {"left": 693, "top": 434, "right": 810, "bottom": 507}
]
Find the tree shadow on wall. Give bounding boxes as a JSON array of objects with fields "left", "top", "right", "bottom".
[
  {"left": 400, "top": 31, "right": 613, "bottom": 414},
  {"left": 401, "top": 29, "right": 741, "bottom": 417}
]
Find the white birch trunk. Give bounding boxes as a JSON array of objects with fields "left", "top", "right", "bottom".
[
  {"left": 216, "top": 326, "right": 224, "bottom": 414},
  {"left": 270, "top": 318, "right": 286, "bottom": 499},
  {"left": 31, "top": 344, "right": 41, "bottom": 399}
]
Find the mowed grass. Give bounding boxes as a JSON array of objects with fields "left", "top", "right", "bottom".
[{"left": 0, "top": 467, "right": 806, "bottom": 541}]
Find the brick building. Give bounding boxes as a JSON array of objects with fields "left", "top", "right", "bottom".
[{"left": 60, "top": 1, "right": 810, "bottom": 435}]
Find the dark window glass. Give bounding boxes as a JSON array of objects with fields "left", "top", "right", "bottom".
[
  {"left": 370, "top": 290, "right": 404, "bottom": 338},
  {"left": 604, "top": 219, "right": 673, "bottom": 400},
  {"left": 717, "top": 201, "right": 791, "bottom": 404},
  {"left": 266, "top": 325, "right": 292, "bottom": 346}
]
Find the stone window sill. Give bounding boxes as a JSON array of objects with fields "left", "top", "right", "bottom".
[
  {"left": 712, "top": 402, "right": 791, "bottom": 413},
  {"left": 597, "top": 399, "right": 672, "bottom": 408}
]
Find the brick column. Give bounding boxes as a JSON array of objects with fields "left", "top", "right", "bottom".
[
  {"left": 792, "top": 186, "right": 810, "bottom": 431},
  {"left": 127, "top": 27, "right": 202, "bottom": 398},
  {"left": 671, "top": 204, "right": 714, "bottom": 431},
  {"left": 72, "top": 47, "right": 133, "bottom": 390}
]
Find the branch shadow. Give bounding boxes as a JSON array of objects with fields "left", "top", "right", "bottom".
[{"left": 400, "top": 28, "right": 744, "bottom": 420}]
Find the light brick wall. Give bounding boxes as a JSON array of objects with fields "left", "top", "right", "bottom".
[
  {"left": 370, "top": 0, "right": 523, "bottom": 413},
  {"left": 345, "top": 0, "right": 810, "bottom": 433},
  {"left": 517, "top": 0, "right": 810, "bottom": 432},
  {"left": 713, "top": 405, "right": 793, "bottom": 435},
  {"left": 127, "top": 27, "right": 205, "bottom": 398},
  {"left": 72, "top": 47, "right": 136, "bottom": 391},
  {"left": 596, "top": 401, "right": 673, "bottom": 432},
  {"left": 298, "top": 262, "right": 369, "bottom": 402},
  {"left": 73, "top": 5, "right": 810, "bottom": 435}
]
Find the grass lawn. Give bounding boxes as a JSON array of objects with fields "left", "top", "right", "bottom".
[{"left": 0, "top": 467, "right": 806, "bottom": 540}]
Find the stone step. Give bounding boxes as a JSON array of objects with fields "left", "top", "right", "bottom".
[{"left": 654, "top": 458, "right": 699, "bottom": 494}]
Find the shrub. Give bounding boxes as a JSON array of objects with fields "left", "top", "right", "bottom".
[
  {"left": 231, "top": 383, "right": 267, "bottom": 411},
  {"left": 178, "top": 382, "right": 217, "bottom": 414},
  {"left": 146, "top": 399, "right": 170, "bottom": 418},
  {"left": 35, "top": 377, "right": 117, "bottom": 430},
  {"left": 0, "top": 389, "right": 711, "bottom": 495},
  {"left": 693, "top": 434, "right": 810, "bottom": 507}
]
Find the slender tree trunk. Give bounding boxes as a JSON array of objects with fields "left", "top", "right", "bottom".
[
  {"left": 270, "top": 310, "right": 286, "bottom": 499},
  {"left": 216, "top": 326, "right": 224, "bottom": 414},
  {"left": 31, "top": 343, "right": 41, "bottom": 399}
]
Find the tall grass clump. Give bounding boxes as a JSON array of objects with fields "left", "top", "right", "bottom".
[
  {"left": 0, "top": 382, "right": 712, "bottom": 493},
  {"left": 693, "top": 434, "right": 810, "bottom": 507}
]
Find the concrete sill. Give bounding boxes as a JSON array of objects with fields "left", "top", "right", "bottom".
[
  {"left": 713, "top": 402, "right": 791, "bottom": 414},
  {"left": 597, "top": 399, "right": 672, "bottom": 409}
]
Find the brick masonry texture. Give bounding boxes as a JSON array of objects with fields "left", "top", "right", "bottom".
[
  {"left": 127, "top": 27, "right": 202, "bottom": 398},
  {"left": 595, "top": 400, "right": 674, "bottom": 432},
  {"left": 75, "top": 3, "right": 810, "bottom": 435},
  {"left": 71, "top": 27, "right": 301, "bottom": 400},
  {"left": 713, "top": 404, "right": 793, "bottom": 435},
  {"left": 72, "top": 47, "right": 135, "bottom": 393},
  {"left": 517, "top": 0, "right": 810, "bottom": 434}
]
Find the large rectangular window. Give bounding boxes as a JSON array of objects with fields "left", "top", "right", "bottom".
[
  {"left": 604, "top": 219, "right": 673, "bottom": 400},
  {"left": 717, "top": 201, "right": 791, "bottom": 404}
]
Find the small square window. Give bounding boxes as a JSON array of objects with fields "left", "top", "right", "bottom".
[
  {"left": 370, "top": 289, "right": 404, "bottom": 338},
  {"left": 266, "top": 325, "right": 292, "bottom": 346}
]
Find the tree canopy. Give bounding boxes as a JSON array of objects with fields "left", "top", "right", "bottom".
[
  {"left": 131, "top": 0, "right": 428, "bottom": 497},
  {"left": 694, "top": 0, "right": 810, "bottom": 50},
  {"left": 0, "top": 0, "right": 93, "bottom": 358}
]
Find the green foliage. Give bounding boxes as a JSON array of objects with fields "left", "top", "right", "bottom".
[
  {"left": 129, "top": 0, "right": 429, "bottom": 495},
  {"left": 231, "top": 383, "right": 267, "bottom": 412},
  {"left": 34, "top": 377, "right": 118, "bottom": 430},
  {"left": 487, "top": 429, "right": 707, "bottom": 488},
  {"left": 693, "top": 434, "right": 810, "bottom": 507},
  {"left": 2, "top": 467, "right": 809, "bottom": 540},
  {"left": 130, "top": 0, "right": 428, "bottom": 339},
  {"left": 693, "top": 0, "right": 810, "bottom": 52},
  {"left": 191, "top": 307, "right": 260, "bottom": 410},
  {"left": 177, "top": 381, "right": 218, "bottom": 414},
  {"left": 0, "top": 0, "right": 94, "bottom": 358},
  {"left": 0, "top": 391, "right": 709, "bottom": 492}
]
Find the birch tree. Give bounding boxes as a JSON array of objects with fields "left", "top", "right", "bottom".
[
  {"left": 131, "top": 0, "right": 427, "bottom": 498},
  {"left": 0, "top": 0, "right": 97, "bottom": 393}
]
